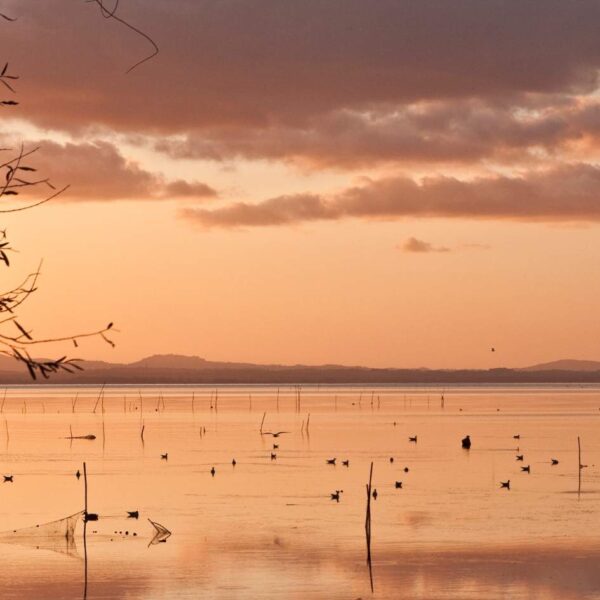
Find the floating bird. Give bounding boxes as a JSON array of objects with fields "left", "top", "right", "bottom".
[
  {"left": 404, "top": 467, "right": 410, "bottom": 473},
  {"left": 389, "top": 457, "right": 394, "bottom": 463},
  {"left": 395, "top": 481, "right": 403, "bottom": 489},
  {"left": 3, "top": 475, "right": 13, "bottom": 483},
  {"left": 513, "top": 434, "right": 521, "bottom": 440},
  {"left": 342, "top": 460, "right": 350, "bottom": 467},
  {"left": 160, "top": 453, "right": 168, "bottom": 460},
  {"left": 372, "top": 489, "right": 378, "bottom": 500},
  {"left": 232, "top": 459, "right": 237, "bottom": 466},
  {"left": 210, "top": 467, "right": 216, "bottom": 476},
  {"left": 500, "top": 480, "right": 510, "bottom": 489},
  {"left": 75, "top": 470, "right": 81, "bottom": 480},
  {"left": 330, "top": 490, "right": 343, "bottom": 502},
  {"left": 521, "top": 465, "right": 531, "bottom": 473},
  {"left": 516, "top": 455, "right": 524, "bottom": 461},
  {"left": 262, "top": 431, "right": 290, "bottom": 438},
  {"left": 127, "top": 511, "right": 139, "bottom": 519},
  {"left": 273, "top": 444, "right": 279, "bottom": 449},
  {"left": 491, "top": 347, "right": 496, "bottom": 352},
  {"left": 409, "top": 436, "right": 417, "bottom": 443},
  {"left": 326, "top": 458, "right": 336, "bottom": 465},
  {"left": 551, "top": 458, "right": 559, "bottom": 465},
  {"left": 462, "top": 435, "right": 471, "bottom": 449},
  {"left": 270, "top": 453, "right": 277, "bottom": 460}
]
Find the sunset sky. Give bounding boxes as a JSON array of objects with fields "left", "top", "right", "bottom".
[{"left": 2, "top": 0, "right": 600, "bottom": 368}]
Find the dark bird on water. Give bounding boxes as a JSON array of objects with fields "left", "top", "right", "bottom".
[
  {"left": 372, "top": 489, "right": 378, "bottom": 500},
  {"left": 127, "top": 511, "right": 139, "bottom": 519},
  {"left": 232, "top": 459, "right": 237, "bottom": 466},
  {"left": 262, "top": 431, "right": 290, "bottom": 438},
  {"left": 409, "top": 436, "right": 417, "bottom": 443},
  {"left": 513, "top": 434, "right": 521, "bottom": 440},
  {"left": 395, "top": 481, "right": 403, "bottom": 489},
  {"left": 161, "top": 453, "right": 168, "bottom": 460},
  {"left": 326, "top": 458, "right": 336, "bottom": 465},
  {"left": 516, "top": 455, "right": 524, "bottom": 461},
  {"left": 342, "top": 460, "right": 349, "bottom": 467},
  {"left": 76, "top": 470, "right": 81, "bottom": 480},
  {"left": 330, "top": 490, "right": 343, "bottom": 502},
  {"left": 462, "top": 435, "right": 471, "bottom": 449},
  {"left": 210, "top": 467, "right": 216, "bottom": 476},
  {"left": 404, "top": 467, "right": 410, "bottom": 473},
  {"left": 521, "top": 465, "right": 531, "bottom": 473},
  {"left": 270, "top": 453, "right": 277, "bottom": 460},
  {"left": 500, "top": 480, "right": 510, "bottom": 489},
  {"left": 389, "top": 457, "right": 394, "bottom": 463},
  {"left": 3, "top": 475, "right": 13, "bottom": 483},
  {"left": 273, "top": 444, "right": 279, "bottom": 449},
  {"left": 551, "top": 458, "right": 559, "bottom": 465}
]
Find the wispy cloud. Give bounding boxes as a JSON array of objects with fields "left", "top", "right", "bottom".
[{"left": 181, "top": 163, "right": 600, "bottom": 228}]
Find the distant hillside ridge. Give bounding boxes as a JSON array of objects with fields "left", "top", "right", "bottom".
[{"left": 521, "top": 359, "right": 600, "bottom": 372}]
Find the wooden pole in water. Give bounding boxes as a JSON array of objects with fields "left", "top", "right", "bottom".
[
  {"left": 92, "top": 384, "right": 105, "bottom": 414},
  {"left": 260, "top": 412, "right": 266, "bottom": 434},
  {"left": 83, "top": 462, "right": 88, "bottom": 516}
]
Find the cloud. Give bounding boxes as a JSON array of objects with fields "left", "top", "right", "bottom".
[
  {"left": 401, "top": 238, "right": 451, "bottom": 253},
  {"left": 1, "top": 139, "right": 217, "bottom": 201},
  {"left": 155, "top": 98, "right": 600, "bottom": 168},
  {"left": 4, "top": 1, "right": 600, "bottom": 135},
  {"left": 181, "top": 163, "right": 600, "bottom": 228}
]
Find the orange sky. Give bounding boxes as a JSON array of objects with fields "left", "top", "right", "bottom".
[{"left": 2, "top": 1, "right": 600, "bottom": 369}]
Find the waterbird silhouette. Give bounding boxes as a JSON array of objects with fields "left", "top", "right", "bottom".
[
  {"left": 342, "top": 460, "right": 350, "bottom": 467},
  {"left": 409, "top": 436, "right": 417, "bottom": 443},
  {"left": 210, "top": 467, "right": 216, "bottom": 476},
  {"left": 403, "top": 467, "right": 410, "bottom": 473},
  {"left": 127, "top": 511, "right": 139, "bottom": 519},
  {"left": 326, "top": 458, "right": 336, "bottom": 465},
  {"left": 372, "top": 489, "right": 378, "bottom": 500},
  {"left": 262, "top": 431, "right": 289, "bottom": 438},
  {"left": 516, "top": 455, "right": 524, "bottom": 461},
  {"left": 551, "top": 458, "right": 559, "bottom": 465},
  {"left": 521, "top": 465, "right": 531, "bottom": 473},
  {"left": 270, "top": 453, "right": 277, "bottom": 460},
  {"left": 500, "top": 480, "right": 510, "bottom": 489},
  {"left": 273, "top": 444, "right": 279, "bottom": 449},
  {"left": 389, "top": 457, "right": 394, "bottom": 463},
  {"left": 76, "top": 469, "right": 81, "bottom": 479},
  {"left": 232, "top": 458, "right": 237, "bottom": 466},
  {"left": 462, "top": 435, "right": 471, "bottom": 449},
  {"left": 3, "top": 475, "right": 13, "bottom": 482},
  {"left": 395, "top": 481, "right": 403, "bottom": 489},
  {"left": 330, "top": 490, "right": 343, "bottom": 502},
  {"left": 160, "top": 453, "right": 168, "bottom": 460},
  {"left": 513, "top": 434, "right": 521, "bottom": 440}
]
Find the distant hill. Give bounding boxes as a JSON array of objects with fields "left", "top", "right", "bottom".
[
  {"left": 1, "top": 353, "right": 600, "bottom": 384},
  {"left": 521, "top": 359, "right": 600, "bottom": 372}
]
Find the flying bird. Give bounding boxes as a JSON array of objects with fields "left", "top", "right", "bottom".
[
  {"left": 160, "top": 453, "right": 168, "bottom": 460},
  {"left": 262, "top": 431, "right": 290, "bottom": 438},
  {"left": 409, "top": 436, "right": 417, "bottom": 443},
  {"left": 127, "top": 511, "right": 139, "bottom": 519},
  {"left": 326, "top": 458, "right": 336, "bottom": 465},
  {"left": 270, "top": 453, "right": 277, "bottom": 460},
  {"left": 3, "top": 475, "right": 13, "bottom": 483},
  {"left": 395, "top": 481, "right": 403, "bottom": 489},
  {"left": 521, "top": 465, "right": 531, "bottom": 473},
  {"left": 500, "top": 480, "right": 510, "bottom": 489},
  {"left": 330, "top": 490, "right": 343, "bottom": 502},
  {"left": 516, "top": 455, "right": 524, "bottom": 461},
  {"left": 551, "top": 458, "right": 559, "bottom": 465},
  {"left": 342, "top": 460, "right": 350, "bottom": 467}
]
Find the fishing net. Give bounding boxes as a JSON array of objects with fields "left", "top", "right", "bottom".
[{"left": 0, "top": 511, "right": 83, "bottom": 556}]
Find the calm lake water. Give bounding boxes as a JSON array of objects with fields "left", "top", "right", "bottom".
[{"left": 0, "top": 384, "right": 599, "bottom": 599}]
